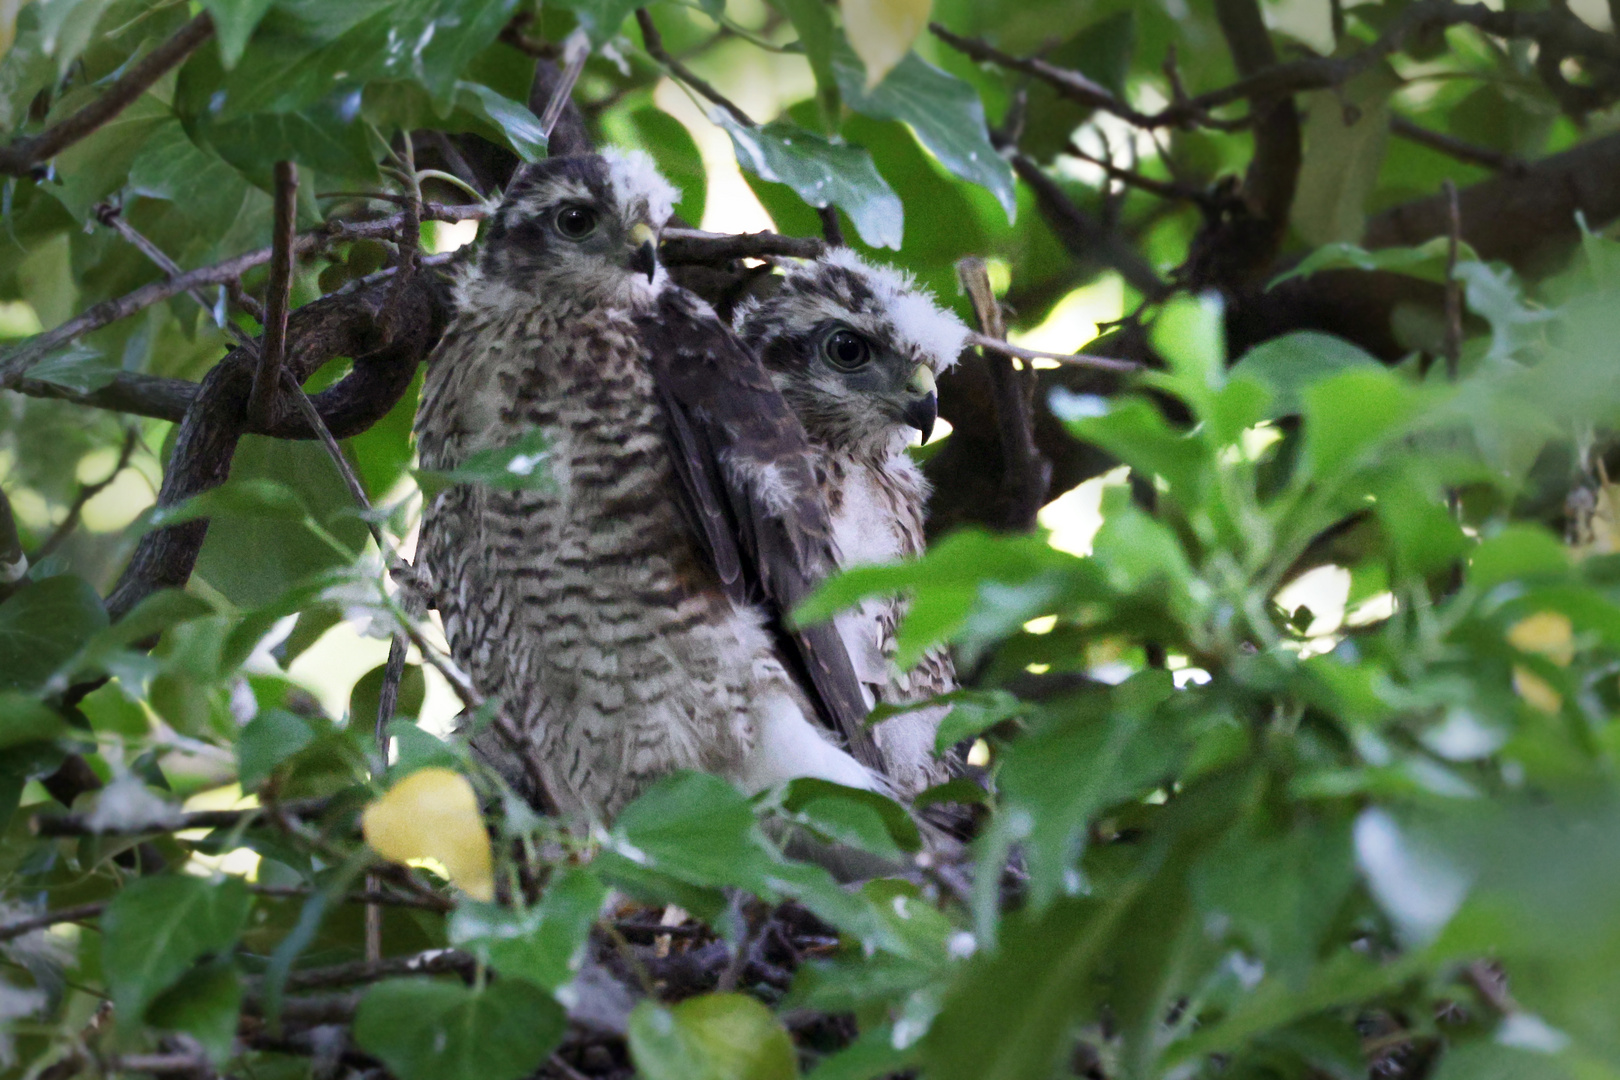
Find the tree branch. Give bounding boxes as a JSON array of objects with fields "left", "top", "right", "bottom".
[
  {"left": 1390, "top": 114, "right": 1526, "bottom": 173},
  {"left": 636, "top": 8, "right": 756, "bottom": 126},
  {"left": 250, "top": 162, "right": 300, "bottom": 427},
  {"left": 1009, "top": 153, "right": 1168, "bottom": 299},
  {"left": 0, "top": 206, "right": 482, "bottom": 391},
  {"left": 659, "top": 227, "right": 826, "bottom": 264},
  {"left": 103, "top": 271, "right": 450, "bottom": 621},
  {"left": 0, "top": 13, "right": 216, "bottom": 176}
]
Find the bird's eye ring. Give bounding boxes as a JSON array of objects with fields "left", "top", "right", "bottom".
[
  {"left": 822, "top": 328, "right": 871, "bottom": 370},
  {"left": 554, "top": 205, "right": 598, "bottom": 240}
]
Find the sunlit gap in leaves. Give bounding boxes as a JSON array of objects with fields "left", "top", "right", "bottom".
[
  {"left": 0, "top": 299, "right": 43, "bottom": 338},
  {"left": 1039, "top": 464, "right": 1129, "bottom": 557},
  {"left": 1009, "top": 274, "right": 1124, "bottom": 367},
  {"left": 1274, "top": 564, "right": 1397, "bottom": 659},
  {"left": 73, "top": 444, "right": 159, "bottom": 532},
  {"left": 424, "top": 219, "right": 479, "bottom": 254},
  {"left": 653, "top": 78, "right": 777, "bottom": 236},
  {"left": 181, "top": 784, "right": 261, "bottom": 880}
]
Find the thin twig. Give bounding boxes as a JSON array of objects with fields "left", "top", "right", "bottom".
[
  {"left": 815, "top": 207, "right": 845, "bottom": 248},
  {"left": 1391, "top": 114, "right": 1526, "bottom": 173},
  {"left": 968, "top": 332, "right": 1142, "bottom": 373},
  {"left": 247, "top": 884, "right": 446, "bottom": 910},
  {"left": 0, "top": 13, "right": 216, "bottom": 176},
  {"left": 1063, "top": 141, "right": 1212, "bottom": 206},
  {"left": 368, "top": 630, "right": 409, "bottom": 962},
  {"left": 636, "top": 8, "right": 755, "bottom": 126},
  {"left": 0, "top": 902, "right": 106, "bottom": 942},
  {"left": 250, "top": 162, "right": 300, "bottom": 427},
  {"left": 32, "top": 428, "right": 139, "bottom": 561},
  {"left": 0, "top": 204, "right": 484, "bottom": 390},
  {"left": 659, "top": 227, "right": 825, "bottom": 264}
]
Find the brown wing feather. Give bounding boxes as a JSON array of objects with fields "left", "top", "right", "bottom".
[{"left": 635, "top": 289, "right": 883, "bottom": 774}]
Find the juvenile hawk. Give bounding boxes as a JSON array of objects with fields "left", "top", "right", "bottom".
[
  {"left": 413, "top": 152, "right": 882, "bottom": 818},
  {"left": 734, "top": 250, "right": 969, "bottom": 795}
]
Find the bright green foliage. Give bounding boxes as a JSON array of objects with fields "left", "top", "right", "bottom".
[{"left": 7, "top": 1, "right": 1620, "bottom": 1079}]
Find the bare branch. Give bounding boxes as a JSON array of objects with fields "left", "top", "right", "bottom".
[
  {"left": 1009, "top": 153, "right": 1168, "bottom": 299},
  {"left": 637, "top": 8, "right": 755, "bottom": 126},
  {"left": 969, "top": 333, "right": 1142, "bottom": 374},
  {"left": 959, "top": 257, "right": 1048, "bottom": 531},
  {"left": 659, "top": 227, "right": 826, "bottom": 264},
  {"left": 1390, "top": 114, "right": 1526, "bottom": 173},
  {"left": 0, "top": 902, "right": 105, "bottom": 943},
  {"left": 0, "top": 204, "right": 483, "bottom": 391},
  {"left": 0, "top": 14, "right": 216, "bottom": 176},
  {"left": 250, "top": 162, "right": 300, "bottom": 427},
  {"left": 937, "top": 2, "right": 1620, "bottom": 132}
]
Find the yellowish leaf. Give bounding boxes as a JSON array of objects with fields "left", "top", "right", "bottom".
[
  {"left": 363, "top": 767, "right": 494, "bottom": 902},
  {"left": 842, "top": 0, "right": 931, "bottom": 89},
  {"left": 1507, "top": 611, "right": 1575, "bottom": 666},
  {"left": 0, "top": 0, "right": 29, "bottom": 62},
  {"left": 1513, "top": 666, "right": 1562, "bottom": 715}
]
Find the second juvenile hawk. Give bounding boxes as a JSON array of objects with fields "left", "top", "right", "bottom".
[
  {"left": 736, "top": 251, "right": 969, "bottom": 795},
  {"left": 413, "top": 151, "right": 882, "bottom": 817}
]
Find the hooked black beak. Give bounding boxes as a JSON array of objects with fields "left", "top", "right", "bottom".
[
  {"left": 627, "top": 222, "right": 658, "bottom": 282},
  {"left": 902, "top": 364, "right": 938, "bottom": 444}
]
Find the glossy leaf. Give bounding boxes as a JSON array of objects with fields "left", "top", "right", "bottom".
[
  {"left": 354, "top": 978, "right": 566, "bottom": 1080},
  {"left": 628, "top": 994, "right": 797, "bottom": 1080},
  {"left": 102, "top": 875, "right": 252, "bottom": 1023},
  {"left": 0, "top": 574, "right": 108, "bottom": 692},
  {"left": 717, "top": 114, "right": 903, "bottom": 249}
]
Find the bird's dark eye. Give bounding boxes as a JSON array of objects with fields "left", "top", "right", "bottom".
[
  {"left": 822, "top": 329, "right": 871, "bottom": 370},
  {"left": 554, "top": 205, "right": 597, "bottom": 240}
]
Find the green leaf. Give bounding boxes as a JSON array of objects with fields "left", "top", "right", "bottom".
[
  {"left": 628, "top": 995, "right": 797, "bottom": 1080},
  {"left": 350, "top": 661, "right": 425, "bottom": 725},
  {"left": 612, "top": 771, "right": 770, "bottom": 889},
  {"left": 0, "top": 574, "right": 109, "bottom": 692},
  {"left": 415, "top": 429, "right": 553, "bottom": 497},
  {"left": 199, "top": 103, "right": 382, "bottom": 188},
  {"left": 623, "top": 106, "right": 706, "bottom": 226},
  {"left": 551, "top": 0, "right": 641, "bottom": 46},
  {"left": 353, "top": 978, "right": 566, "bottom": 1080},
  {"left": 271, "top": 603, "right": 344, "bottom": 668},
  {"left": 24, "top": 343, "right": 116, "bottom": 393},
  {"left": 1230, "top": 331, "right": 1381, "bottom": 417},
  {"left": 238, "top": 708, "right": 317, "bottom": 790},
  {"left": 716, "top": 114, "right": 903, "bottom": 249},
  {"left": 1301, "top": 367, "right": 1418, "bottom": 481},
  {"left": 127, "top": 119, "right": 258, "bottom": 252},
  {"left": 923, "top": 895, "right": 1135, "bottom": 1080},
  {"left": 830, "top": 37, "right": 1016, "bottom": 220},
  {"left": 769, "top": 0, "right": 840, "bottom": 124},
  {"left": 146, "top": 960, "right": 243, "bottom": 1064},
  {"left": 449, "top": 867, "right": 609, "bottom": 991},
  {"left": 102, "top": 875, "right": 252, "bottom": 1023},
  {"left": 1291, "top": 62, "right": 1399, "bottom": 246},
  {"left": 191, "top": 437, "right": 371, "bottom": 608},
  {"left": 778, "top": 778, "right": 918, "bottom": 859},
  {"left": 1268, "top": 236, "right": 1473, "bottom": 289},
  {"left": 456, "top": 82, "right": 547, "bottom": 163},
  {"left": 201, "top": 0, "right": 276, "bottom": 68},
  {"left": 0, "top": 692, "right": 69, "bottom": 748},
  {"left": 77, "top": 680, "right": 150, "bottom": 737},
  {"left": 1470, "top": 525, "right": 1569, "bottom": 591}
]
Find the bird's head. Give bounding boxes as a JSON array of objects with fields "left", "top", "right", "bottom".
[
  {"left": 479, "top": 149, "right": 676, "bottom": 305},
  {"left": 734, "top": 249, "right": 969, "bottom": 455}
]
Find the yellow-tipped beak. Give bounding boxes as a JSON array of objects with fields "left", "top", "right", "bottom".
[
  {"left": 627, "top": 222, "right": 658, "bottom": 281},
  {"left": 908, "top": 364, "right": 937, "bottom": 396}
]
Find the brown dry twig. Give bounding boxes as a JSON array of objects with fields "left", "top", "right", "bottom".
[
  {"left": 250, "top": 162, "right": 301, "bottom": 427},
  {"left": 0, "top": 14, "right": 216, "bottom": 176}
]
